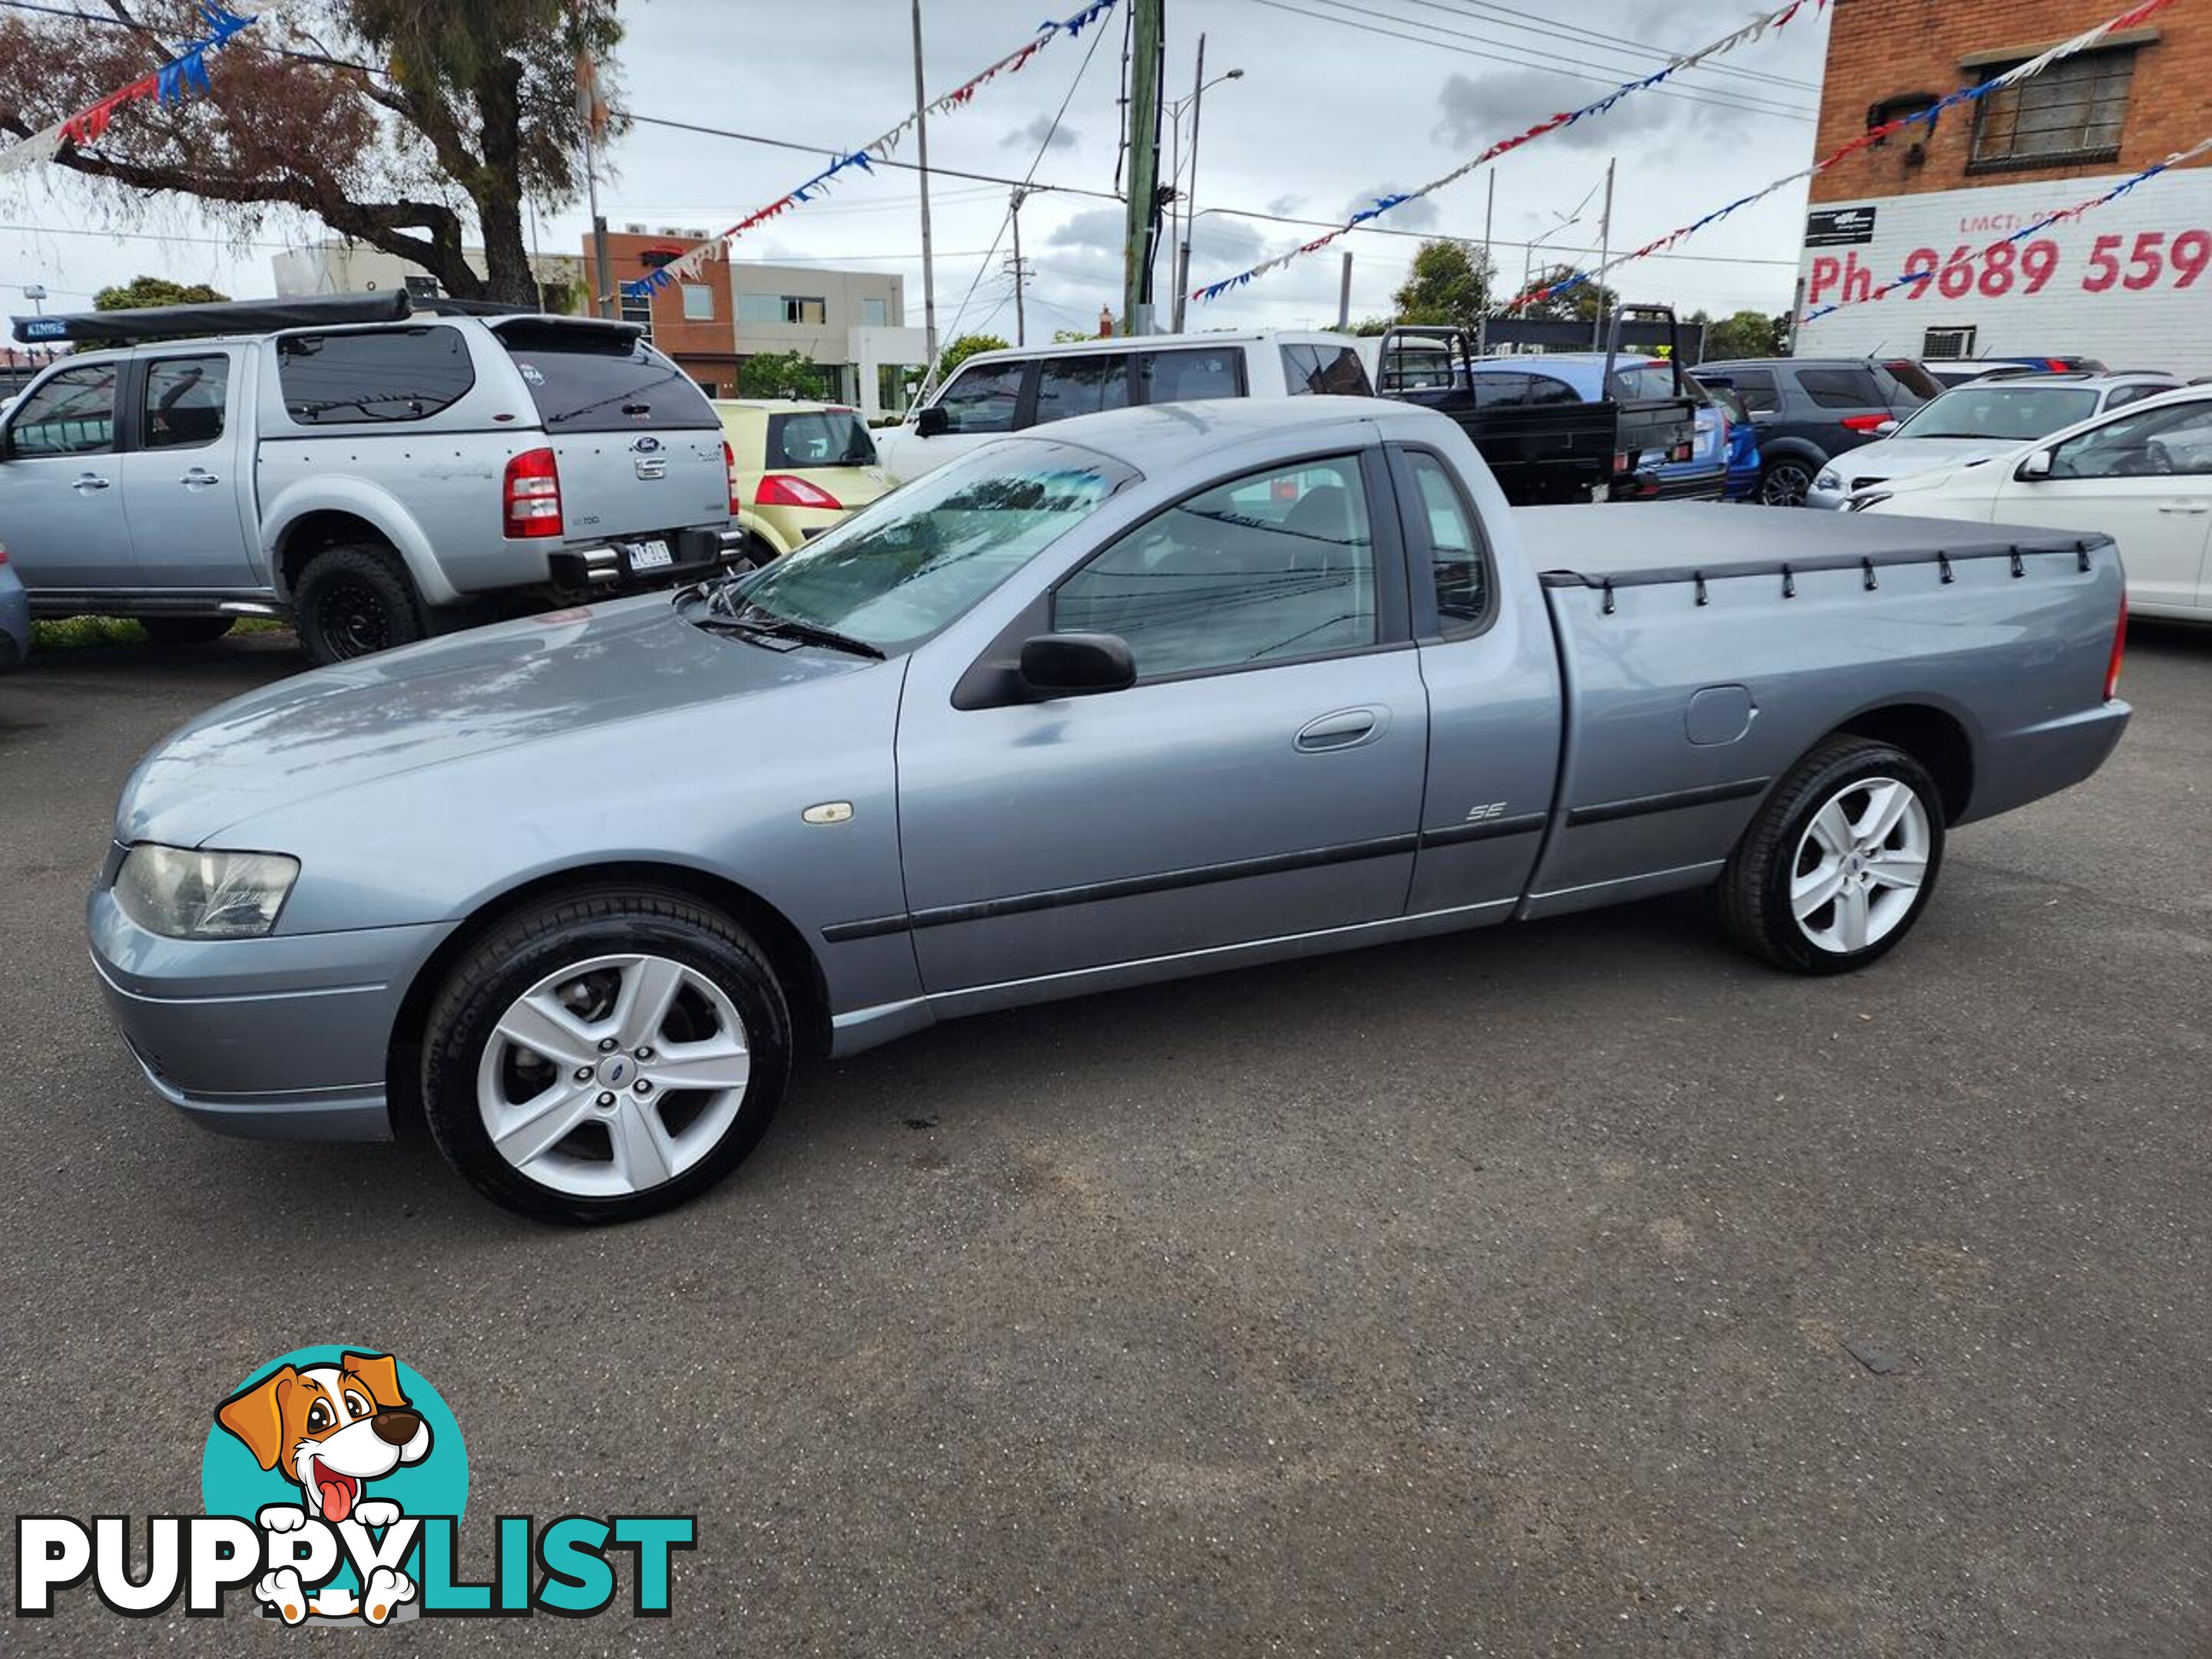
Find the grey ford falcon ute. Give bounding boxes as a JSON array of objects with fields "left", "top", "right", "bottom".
[{"left": 89, "top": 397, "right": 2131, "bottom": 1221}]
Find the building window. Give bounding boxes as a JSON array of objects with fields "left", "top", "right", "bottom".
[
  {"left": 681, "top": 283, "right": 714, "bottom": 322},
  {"left": 1922, "top": 326, "right": 1977, "bottom": 360},
  {"left": 1970, "top": 48, "right": 2134, "bottom": 171},
  {"left": 860, "top": 296, "right": 889, "bottom": 326},
  {"left": 782, "top": 296, "right": 826, "bottom": 324},
  {"left": 736, "top": 293, "right": 783, "bottom": 325},
  {"left": 621, "top": 288, "right": 654, "bottom": 340}
]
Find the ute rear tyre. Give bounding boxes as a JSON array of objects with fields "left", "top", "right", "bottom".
[
  {"left": 136, "top": 615, "right": 236, "bottom": 646},
  {"left": 293, "top": 543, "right": 424, "bottom": 665},
  {"left": 1717, "top": 736, "right": 1945, "bottom": 975},
  {"left": 419, "top": 886, "right": 793, "bottom": 1224}
]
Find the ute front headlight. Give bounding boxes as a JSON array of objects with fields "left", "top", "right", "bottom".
[
  {"left": 1814, "top": 468, "right": 1842, "bottom": 492},
  {"left": 114, "top": 844, "right": 300, "bottom": 939}
]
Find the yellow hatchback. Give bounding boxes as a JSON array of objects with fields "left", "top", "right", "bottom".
[{"left": 713, "top": 399, "right": 894, "bottom": 558}]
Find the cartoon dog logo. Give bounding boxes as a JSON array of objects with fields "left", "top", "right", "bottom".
[{"left": 214, "top": 1350, "right": 430, "bottom": 1624}]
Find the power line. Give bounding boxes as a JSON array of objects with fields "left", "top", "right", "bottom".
[
  {"left": 1419, "top": 0, "right": 1823, "bottom": 92},
  {"left": 1243, "top": 0, "right": 1816, "bottom": 122}
]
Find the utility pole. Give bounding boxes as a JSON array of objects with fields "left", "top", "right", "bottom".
[
  {"left": 1007, "top": 187, "right": 1031, "bottom": 348},
  {"left": 912, "top": 0, "right": 941, "bottom": 388},
  {"left": 1592, "top": 156, "right": 1614, "bottom": 349},
  {"left": 1123, "top": 0, "right": 1165, "bottom": 336},
  {"left": 1336, "top": 251, "right": 1352, "bottom": 330},
  {"left": 1482, "top": 173, "right": 1495, "bottom": 302}
]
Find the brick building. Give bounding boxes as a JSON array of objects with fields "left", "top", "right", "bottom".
[
  {"left": 1795, "top": 0, "right": 2212, "bottom": 374},
  {"left": 581, "top": 228, "right": 742, "bottom": 399}
]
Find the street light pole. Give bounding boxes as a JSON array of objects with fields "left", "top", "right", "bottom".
[
  {"left": 1168, "top": 46, "right": 1243, "bottom": 333},
  {"left": 912, "top": 0, "right": 941, "bottom": 391},
  {"left": 23, "top": 283, "right": 46, "bottom": 316}
]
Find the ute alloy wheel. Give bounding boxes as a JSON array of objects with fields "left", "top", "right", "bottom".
[
  {"left": 1717, "top": 736, "right": 1946, "bottom": 975},
  {"left": 1760, "top": 459, "right": 1815, "bottom": 507},
  {"left": 420, "top": 888, "right": 792, "bottom": 1222},
  {"left": 1788, "top": 777, "right": 1931, "bottom": 954}
]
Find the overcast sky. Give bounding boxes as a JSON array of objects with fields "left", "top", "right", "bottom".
[{"left": 1, "top": 0, "right": 1831, "bottom": 336}]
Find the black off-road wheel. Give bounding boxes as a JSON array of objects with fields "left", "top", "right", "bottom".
[
  {"left": 1717, "top": 736, "right": 1946, "bottom": 975},
  {"left": 293, "top": 544, "right": 424, "bottom": 665},
  {"left": 135, "top": 616, "right": 237, "bottom": 646},
  {"left": 419, "top": 886, "right": 793, "bottom": 1224}
]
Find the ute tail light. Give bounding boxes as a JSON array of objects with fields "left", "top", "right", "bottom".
[
  {"left": 502, "top": 447, "right": 563, "bottom": 539},
  {"left": 1839, "top": 412, "right": 1892, "bottom": 433},
  {"left": 753, "top": 473, "right": 843, "bottom": 511},
  {"left": 722, "top": 439, "right": 743, "bottom": 512},
  {"left": 2105, "top": 588, "right": 2128, "bottom": 700}
]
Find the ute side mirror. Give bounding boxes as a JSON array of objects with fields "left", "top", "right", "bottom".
[
  {"left": 1018, "top": 632, "right": 1135, "bottom": 698},
  {"left": 2018, "top": 449, "right": 2055, "bottom": 480},
  {"left": 1874, "top": 419, "right": 1899, "bottom": 436},
  {"left": 915, "top": 404, "right": 950, "bottom": 438}
]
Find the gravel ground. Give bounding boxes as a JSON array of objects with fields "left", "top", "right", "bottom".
[{"left": 0, "top": 623, "right": 2204, "bottom": 1656}]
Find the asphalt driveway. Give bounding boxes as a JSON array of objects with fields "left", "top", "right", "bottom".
[{"left": 1, "top": 624, "right": 2205, "bottom": 1654}]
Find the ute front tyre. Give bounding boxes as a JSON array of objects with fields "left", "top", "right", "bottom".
[
  {"left": 293, "top": 544, "right": 424, "bottom": 665},
  {"left": 419, "top": 886, "right": 793, "bottom": 1223},
  {"left": 1718, "top": 736, "right": 1945, "bottom": 975}
]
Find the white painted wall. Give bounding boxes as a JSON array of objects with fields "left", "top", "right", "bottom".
[{"left": 1795, "top": 167, "right": 2212, "bottom": 376}]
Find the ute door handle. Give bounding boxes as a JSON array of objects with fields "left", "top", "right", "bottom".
[
  {"left": 71, "top": 472, "right": 111, "bottom": 492},
  {"left": 1295, "top": 706, "right": 1385, "bottom": 753},
  {"left": 2156, "top": 500, "right": 2208, "bottom": 515},
  {"left": 180, "top": 467, "right": 220, "bottom": 488}
]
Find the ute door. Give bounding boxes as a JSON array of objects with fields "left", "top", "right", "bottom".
[
  {"left": 893, "top": 446, "right": 1426, "bottom": 996},
  {"left": 120, "top": 346, "right": 255, "bottom": 588},
  {"left": 0, "top": 359, "right": 134, "bottom": 592},
  {"left": 1995, "top": 399, "right": 2212, "bottom": 615}
]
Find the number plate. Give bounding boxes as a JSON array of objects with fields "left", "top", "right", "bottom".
[{"left": 624, "top": 538, "right": 673, "bottom": 571}]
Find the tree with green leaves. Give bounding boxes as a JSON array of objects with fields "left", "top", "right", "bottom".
[
  {"left": 738, "top": 350, "right": 830, "bottom": 401},
  {"left": 1699, "top": 309, "right": 1790, "bottom": 361},
  {"left": 938, "top": 333, "right": 1011, "bottom": 380},
  {"left": 0, "top": 1, "right": 622, "bottom": 304},
  {"left": 1392, "top": 240, "right": 1493, "bottom": 331},
  {"left": 94, "top": 276, "right": 229, "bottom": 311}
]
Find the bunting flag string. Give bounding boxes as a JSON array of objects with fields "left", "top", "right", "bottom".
[
  {"left": 1797, "top": 131, "right": 2212, "bottom": 325},
  {"left": 1190, "top": 0, "right": 1830, "bottom": 304},
  {"left": 623, "top": 0, "right": 1114, "bottom": 300},
  {"left": 0, "top": 3, "right": 264, "bottom": 175},
  {"left": 1509, "top": 0, "right": 2180, "bottom": 312}
]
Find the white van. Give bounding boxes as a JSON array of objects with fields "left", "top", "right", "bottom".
[{"left": 874, "top": 330, "right": 1371, "bottom": 482}]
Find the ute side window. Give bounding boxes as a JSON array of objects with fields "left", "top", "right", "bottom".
[
  {"left": 4, "top": 363, "right": 118, "bottom": 457},
  {"left": 1053, "top": 454, "right": 1376, "bottom": 680},
  {"left": 932, "top": 360, "right": 1026, "bottom": 435},
  {"left": 142, "top": 356, "right": 230, "bottom": 450},
  {"left": 1281, "top": 343, "right": 1372, "bottom": 396},
  {"left": 1399, "top": 449, "right": 1492, "bottom": 637},
  {"left": 279, "top": 326, "right": 475, "bottom": 425}
]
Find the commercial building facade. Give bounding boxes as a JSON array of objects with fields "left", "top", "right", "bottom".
[
  {"left": 272, "top": 241, "right": 586, "bottom": 316},
  {"left": 1796, "top": 0, "right": 2212, "bottom": 375}
]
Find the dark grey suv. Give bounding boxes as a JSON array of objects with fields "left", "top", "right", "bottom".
[{"left": 1694, "top": 357, "right": 1943, "bottom": 505}]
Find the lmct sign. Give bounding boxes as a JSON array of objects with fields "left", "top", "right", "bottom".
[{"left": 16, "top": 1514, "right": 694, "bottom": 1619}]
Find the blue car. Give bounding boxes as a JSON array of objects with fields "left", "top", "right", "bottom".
[
  {"left": 1697, "top": 380, "right": 1763, "bottom": 501},
  {"left": 1462, "top": 353, "right": 1726, "bottom": 501},
  {"left": 0, "top": 541, "right": 29, "bottom": 671}
]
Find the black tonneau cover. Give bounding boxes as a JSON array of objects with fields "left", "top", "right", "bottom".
[
  {"left": 1520, "top": 503, "right": 2101, "bottom": 590},
  {"left": 10, "top": 290, "right": 411, "bottom": 346}
]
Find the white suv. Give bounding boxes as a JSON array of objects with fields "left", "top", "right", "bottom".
[{"left": 875, "top": 331, "right": 1371, "bottom": 483}]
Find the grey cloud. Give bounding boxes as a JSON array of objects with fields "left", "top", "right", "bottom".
[
  {"left": 1002, "top": 113, "right": 1081, "bottom": 153},
  {"left": 1266, "top": 194, "right": 1306, "bottom": 217},
  {"left": 1434, "top": 69, "right": 1680, "bottom": 153}
]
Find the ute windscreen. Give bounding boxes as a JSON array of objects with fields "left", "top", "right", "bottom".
[{"left": 498, "top": 326, "right": 717, "bottom": 432}]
